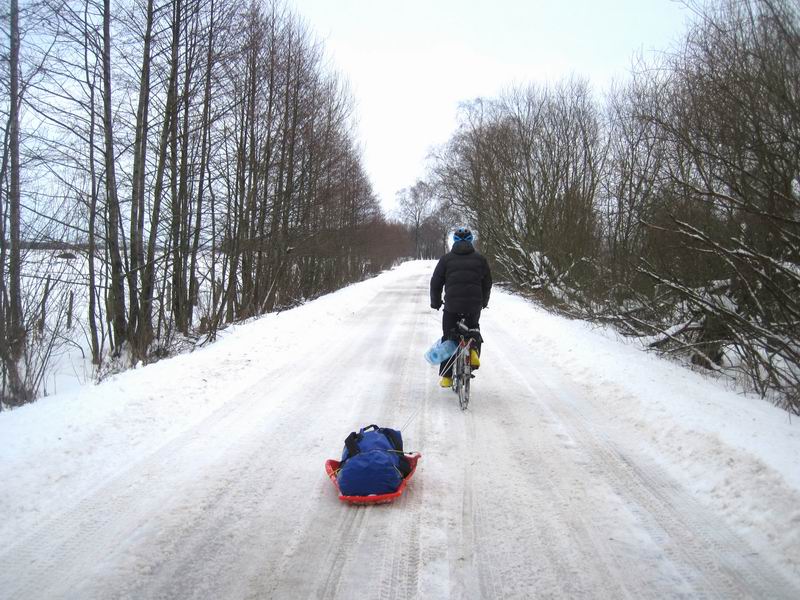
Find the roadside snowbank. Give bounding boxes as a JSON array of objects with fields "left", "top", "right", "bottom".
[{"left": 0, "top": 264, "right": 390, "bottom": 543}]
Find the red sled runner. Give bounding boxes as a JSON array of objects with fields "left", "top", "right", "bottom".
[{"left": 325, "top": 453, "right": 422, "bottom": 505}]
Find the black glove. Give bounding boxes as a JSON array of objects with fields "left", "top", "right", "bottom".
[{"left": 431, "top": 300, "right": 442, "bottom": 310}]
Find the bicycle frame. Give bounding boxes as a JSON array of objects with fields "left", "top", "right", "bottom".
[{"left": 447, "top": 318, "right": 479, "bottom": 411}]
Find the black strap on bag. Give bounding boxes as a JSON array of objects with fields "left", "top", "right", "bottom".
[
  {"left": 342, "top": 431, "right": 361, "bottom": 465},
  {"left": 396, "top": 455, "right": 412, "bottom": 478},
  {"left": 339, "top": 424, "right": 412, "bottom": 477},
  {"left": 378, "top": 426, "right": 412, "bottom": 478},
  {"left": 341, "top": 424, "right": 380, "bottom": 467}
]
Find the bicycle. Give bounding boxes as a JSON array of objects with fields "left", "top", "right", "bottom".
[{"left": 445, "top": 319, "right": 483, "bottom": 411}]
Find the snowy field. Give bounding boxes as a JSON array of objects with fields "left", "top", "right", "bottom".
[{"left": 1, "top": 260, "right": 798, "bottom": 599}]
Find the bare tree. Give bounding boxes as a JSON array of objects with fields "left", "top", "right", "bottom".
[
  {"left": 1, "top": 0, "right": 410, "bottom": 404},
  {"left": 433, "top": 80, "right": 603, "bottom": 302},
  {"left": 630, "top": 0, "right": 800, "bottom": 411},
  {"left": 396, "top": 180, "right": 434, "bottom": 258},
  {"left": 101, "top": 0, "right": 127, "bottom": 352},
  {"left": 0, "top": 0, "right": 29, "bottom": 404},
  {"left": 429, "top": 1, "right": 798, "bottom": 412}
]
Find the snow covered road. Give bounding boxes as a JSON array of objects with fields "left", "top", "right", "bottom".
[{"left": 1, "top": 261, "right": 799, "bottom": 599}]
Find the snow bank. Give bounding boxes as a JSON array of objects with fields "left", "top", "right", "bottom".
[
  {"left": 491, "top": 290, "right": 800, "bottom": 572},
  {"left": 0, "top": 263, "right": 400, "bottom": 543}
]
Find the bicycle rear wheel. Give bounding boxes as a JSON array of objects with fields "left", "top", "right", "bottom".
[
  {"left": 458, "top": 351, "right": 470, "bottom": 411},
  {"left": 451, "top": 352, "right": 461, "bottom": 395}
]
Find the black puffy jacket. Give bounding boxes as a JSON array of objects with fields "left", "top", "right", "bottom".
[{"left": 430, "top": 240, "right": 492, "bottom": 314}]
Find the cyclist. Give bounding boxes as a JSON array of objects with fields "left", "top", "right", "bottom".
[{"left": 430, "top": 226, "right": 492, "bottom": 387}]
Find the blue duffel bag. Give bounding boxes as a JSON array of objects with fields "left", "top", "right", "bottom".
[{"left": 338, "top": 425, "right": 410, "bottom": 496}]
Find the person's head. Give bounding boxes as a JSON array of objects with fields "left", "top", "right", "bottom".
[{"left": 453, "top": 226, "right": 474, "bottom": 244}]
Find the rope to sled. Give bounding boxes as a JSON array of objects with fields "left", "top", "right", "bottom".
[
  {"left": 402, "top": 313, "right": 471, "bottom": 434},
  {"left": 402, "top": 338, "right": 468, "bottom": 433},
  {"left": 400, "top": 404, "right": 423, "bottom": 432}
]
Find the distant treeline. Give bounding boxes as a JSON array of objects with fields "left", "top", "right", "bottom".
[{"left": 13, "top": 241, "right": 94, "bottom": 252}]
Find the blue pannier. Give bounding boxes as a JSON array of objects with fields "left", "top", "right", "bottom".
[{"left": 337, "top": 425, "right": 410, "bottom": 496}]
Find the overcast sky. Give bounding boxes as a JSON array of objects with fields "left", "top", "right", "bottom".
[{"left": 295, "top": 0, "right": 692, "bottom": 214}]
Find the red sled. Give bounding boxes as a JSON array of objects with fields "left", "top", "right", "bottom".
[{"left": 325, "top": 452, "right": 422, "bottom": 505}]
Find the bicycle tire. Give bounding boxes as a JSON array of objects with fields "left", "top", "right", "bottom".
[
  {"left": 451, "top": 349, "right": 460, "bottom": 395},
  {"left": 463, "top": 365, "right": 471, "bottom": 410},
  {"left": 458, "top": 350, "right": 470, "bottom": 411}
]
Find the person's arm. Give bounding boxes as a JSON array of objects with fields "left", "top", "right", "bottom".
[
  {"left": 481, "top": 258, "right": 492, "bottom": 308},
  {"left": 430, "top": 257, "right": 446, "bottom": 309}
]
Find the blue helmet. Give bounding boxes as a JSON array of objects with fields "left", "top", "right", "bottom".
[{"left": 453, "top": 227, "right": 474, "bottom": 243}]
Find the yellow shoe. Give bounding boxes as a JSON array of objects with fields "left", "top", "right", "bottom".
[
  {"left": 440, "top": 376, "right": 452, "bottom": 388},
  {"left": 470, "top": 349, "right": 481, "bottom": 367}
]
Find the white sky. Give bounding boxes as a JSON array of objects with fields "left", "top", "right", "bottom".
[{"left": 294, "top": 0, "right": 691, "bottom": 214}]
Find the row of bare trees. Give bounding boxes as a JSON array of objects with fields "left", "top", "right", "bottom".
[
  {"left": 432, "top": 0, "right": 800, "bottom": 413},
  {"left": 1, "top": 0, "right": 412, "bottom": 406},
  {"left": 395, "top": 180, "right": 455, "bottom": 259}
]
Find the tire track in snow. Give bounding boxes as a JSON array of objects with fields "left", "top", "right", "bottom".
[
  {"left": 319, "top": 279, "right": 431, "bottom": 600},
  {"left": 547, "top": 383, "right": 794, "bottom": 598},
  {"left": 454, "top": 368, "right": 632, "bottom": 599},
  {"left": 0, "top": 371, "right": 298, "bottom": 599},
  {"left": 386, "top": 305, "right": 436, "bottom": 600},
  {"left": 0, "top": 282, "right": 400, "bottom": 597},
  {"left": 486, "top": 315, "right": 799, "bottom": 599},
  {"left": 259, "top": 301, "right": 416, "bottom": 598},
  {"left": 252, "top": 271, "right": 431, "bottom": 600},
  {"left": 462, "top": 410, "right": 506, "bottom": 599},
  {"left": 2, "top": 345, "right": 355, "bottom": 599},
  {"left": 316, "top": 507, "right": 370, "bottom": 599},
  {"left": 0, "top": 273, "right": 427, "bottom": 600},
  {"left": 452, "top": 410, "right": 479, "bottom": 597}
]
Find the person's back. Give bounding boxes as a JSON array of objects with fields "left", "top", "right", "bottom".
[{"left": 430, "top": 227, "right": 492, "bottom": 387}]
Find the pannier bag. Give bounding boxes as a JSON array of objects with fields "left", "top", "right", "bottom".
[
  {"left": 424, "top": 338, "right": 457, "bottom": 365},
  {"left": 338, "top": 425, "right": 411, "bottom": 496}
]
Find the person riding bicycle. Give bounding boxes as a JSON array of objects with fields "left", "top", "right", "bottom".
[{"left": 430, "top": 226, "right": 492, "bottom": 388}]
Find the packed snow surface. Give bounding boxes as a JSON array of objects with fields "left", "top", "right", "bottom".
[{"left": 1, "top": 260, "right": 798, "bottom": 599}]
